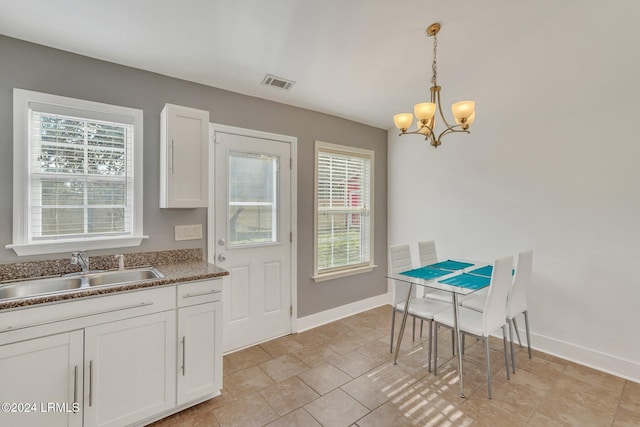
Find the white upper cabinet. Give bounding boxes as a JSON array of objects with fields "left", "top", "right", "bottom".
[{"left": 160, "top": 104, "right": 210, "bottom": 208}]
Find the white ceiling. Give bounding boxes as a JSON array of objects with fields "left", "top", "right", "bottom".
[{"left": 0, "top": 0, "right": 627, "bottom": 130}]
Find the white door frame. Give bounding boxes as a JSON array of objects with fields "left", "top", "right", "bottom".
[{"left": 207, "top": 123, "right": 298, "bottom": 336}]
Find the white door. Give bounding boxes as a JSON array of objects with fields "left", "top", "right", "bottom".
[{"left": 211, "top": 126, "right": 295, "bottom": 352}]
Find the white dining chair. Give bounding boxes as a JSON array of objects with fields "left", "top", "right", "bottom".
[
  {"left": 389, "top": 244, "right": 451, "bottom": 371},
  {"left": 417, "top": 240, "right": 457, "bottom": 355},
  {"left": 433, "top": 255, "right": 514, "bottom": 399},
  {"left": 460, "top": 250, "right": 533, "bottom": 373},
  {"left": 506, "top": 250, "right": 533, "bottom": 371},
  {"left": 419, "top": 240, "right": 483, "bottom": 304},
  {"left": 418, "top": 240, "right": 454, "bottom": 302}
]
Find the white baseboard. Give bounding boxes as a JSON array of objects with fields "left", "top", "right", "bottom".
[
  {"left": 528, "top": 330, "right": 640, "bottom": 383},
  {"left": 296, "top": 292, "right": 392, "bottom": 333}
]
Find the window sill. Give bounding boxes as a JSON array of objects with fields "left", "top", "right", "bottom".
[
  {"left": 7, "top": 235, "right": 149, "bottom": 257},
  {"left": 312, "top": 264, "right": 378, "bottom": 283}
]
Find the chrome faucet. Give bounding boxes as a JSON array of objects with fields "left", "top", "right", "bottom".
[
  {"left": 115, "top": 254, "right": 125, "bottom": 271},
  {"left": 71, "top": 251, "right": 90, "bottom": 272}
]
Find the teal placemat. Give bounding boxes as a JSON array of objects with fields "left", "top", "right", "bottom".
[
  {"left": 468, "top": 265, "right": 514, "bottom": 277},
  {"left": 428, "top": 259, "right": 474, "bottom": 271},
  {"left": 400, "top": 266, "right": 452, "bottom": 280},
  {"left": 468, "top": 265, "right": 493, "bottom": 277},
  {"left": 438, "top": 273, "right": 491, "bottom": 290}
]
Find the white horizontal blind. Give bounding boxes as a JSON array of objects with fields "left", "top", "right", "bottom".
[
  {"left": 316, "top": 148, "right": 371, "bottom": 272},
  {"left": 30, "top": 110, "right": 134, "bottom": 240}
]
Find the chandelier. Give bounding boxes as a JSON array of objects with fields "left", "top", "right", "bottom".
[{"left": 393, "top": 23, "right": 475, "bottom": 148}]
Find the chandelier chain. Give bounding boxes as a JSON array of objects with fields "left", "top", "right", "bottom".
[{"left": 431, "top": 32, "right": 438, "bottom": 86}]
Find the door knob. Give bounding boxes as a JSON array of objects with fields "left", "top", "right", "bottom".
[
  {"left": 217, "top": 238, "right": 225, "bottom": 246},
  {"left": 217, "top": 254, "right": 226, "bottom": 262}
]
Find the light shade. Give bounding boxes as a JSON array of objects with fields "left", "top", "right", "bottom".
[
  {"left": 413, "top": 102, "right": 436, "bottom": 120},
  {"left": 451, "top": 101, "right": 475, "bottom": 120},
  {"left": 394, "top": 113, "right": 414, "bottom": 131}
]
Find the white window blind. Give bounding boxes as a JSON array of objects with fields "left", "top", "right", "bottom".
[
  {"left": 315, "top": 142, "right": 374, "bottom": 278},
  {"left": 8, "top": 89, "right": 145, "bottom": 256},
  {"left": 30, "top": 111, "right": 134, "bottom": 239}
]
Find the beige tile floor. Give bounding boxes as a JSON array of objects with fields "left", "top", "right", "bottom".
[{"left": 150, "top": 305, "right": 640, "bottom": 426}]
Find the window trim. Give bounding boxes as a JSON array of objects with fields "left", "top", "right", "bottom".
[
  {"left": 7, "top": 89, "right": 147, "bottom": 256},
  {"left": 312, "top": 141, "right": 376, "bottom": 282}
]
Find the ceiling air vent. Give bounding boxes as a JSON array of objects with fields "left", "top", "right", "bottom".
[{"left": 261, "top": 74, "right": 295, "bottom": 90}]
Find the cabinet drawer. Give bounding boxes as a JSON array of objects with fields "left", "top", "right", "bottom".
[
  {"left": 0, "top": 286, "right": 175, "bottom": 344},
  {"left": 177, "top": 279, "right": 221, "bottom": 307}
]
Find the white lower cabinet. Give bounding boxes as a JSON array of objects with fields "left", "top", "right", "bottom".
[
  {"left": 0, "top": 278, "right": 223, "bottom": 427},
  {"left": 177, "top": 301, "right": 222, "bottom": 405},
  {"left": 83, "top": 311, "right": 176, "bottom": 427},
  {"left": 0, "top": 330, "right": 84, "bottom": 427}
]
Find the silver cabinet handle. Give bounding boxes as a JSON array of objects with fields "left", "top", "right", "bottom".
[
  {"left": 181, "top": 336, "right": 186, "bottom": 376},
  {"left": 182, "top": 290, "right": 216, "bottom": 299},
  {"left": 170, "top": 138, "right": 175, "bottom": 174},
  {"left": 73, "top": 365, "right": 78, "bottom": 404},
  {"left": 217, "top": 254, "right": 226, "bottom": 262},
  {"left": 89, "top": 360, "right": 94, "bottom": 407}
]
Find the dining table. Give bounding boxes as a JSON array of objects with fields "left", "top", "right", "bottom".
[{"left": 386, "top": 259, "right": 494, "bottom": 398}]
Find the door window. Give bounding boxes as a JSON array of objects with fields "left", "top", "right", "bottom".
[{"left": 227, "top": 152, "right": 279, "bottom": 247}]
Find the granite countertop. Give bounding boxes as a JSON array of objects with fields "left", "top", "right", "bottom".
[{"left": 0, "top": 260, "right": 228, "bottom": 311}]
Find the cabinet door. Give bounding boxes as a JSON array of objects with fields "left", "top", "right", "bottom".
[
  {"left": 0, "top": 330, "right": 83, "bottom": 427},
  {"left": 160, "top": 103, "right": 210, "bottom": 208},
  {"left": 83, "top": 311, "right": 176, "bottom": 427},
  {"left": 177, "top": 301, "right": 222, "bottom": 405}
]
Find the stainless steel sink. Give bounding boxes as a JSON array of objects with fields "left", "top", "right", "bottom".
[
  {"left": 0, "top": 276, "right": 83, "bottom": 300},
  {"left": 0, "top": 267, "right": 165, "bottom": 301},
  {"left": 87, "top": 267, "right": 164, "bottom": 287}
]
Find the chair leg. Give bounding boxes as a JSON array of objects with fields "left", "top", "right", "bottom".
[
  {"left": 508, "top": 318, "right": 516, "bottom": 374},
  {"left": 420, "top": 319, "right": 424, "bottom": 338},
  {"left": 502, "top": 325, "right": 510, "bottom": 381},
  {"left": 461, "top": 333, "right": 466, "bottom": 355},
  {"left": 484, "top": 337, "right": 492, "bottom": 399},
  {"left": 427, "top": 320, "right": 433, "bottom": 372},
  {"left": 412, "top": 316, "right": 416, "bottom": 341},
  {"left": 512, "top": 317, "right": 523, "bottom": 347},
  {"left": 524, "top": 311, "right": 532, "bottom": 359},
  {"left": 433, "top": 323, "right": 439, "bottom": 375},
  {"left": 390, "top": 307, "right": 396, "bottom": 353},
  {"left": 451, "top": 329, "right": 456, "bottom": 356}
]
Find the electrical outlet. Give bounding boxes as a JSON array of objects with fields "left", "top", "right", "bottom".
[{"left": 175, "top": 224, "right": 203, "bottom": 241}]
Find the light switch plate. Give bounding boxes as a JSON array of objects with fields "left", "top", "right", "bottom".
[{"left": 175, "top": 224, "right": 203, "bottom": 241}]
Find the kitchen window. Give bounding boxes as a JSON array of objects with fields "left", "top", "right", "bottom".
[
  {"left": 313, "top": 141, "right": 376, "bottom": 282},
  {"left": 8, "top": 89, "right": 146, "bottom": 256}
]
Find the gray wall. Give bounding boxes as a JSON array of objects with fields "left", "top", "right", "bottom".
[{"left": 0, "top": 35, "right": 388, "bottom": 318}]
